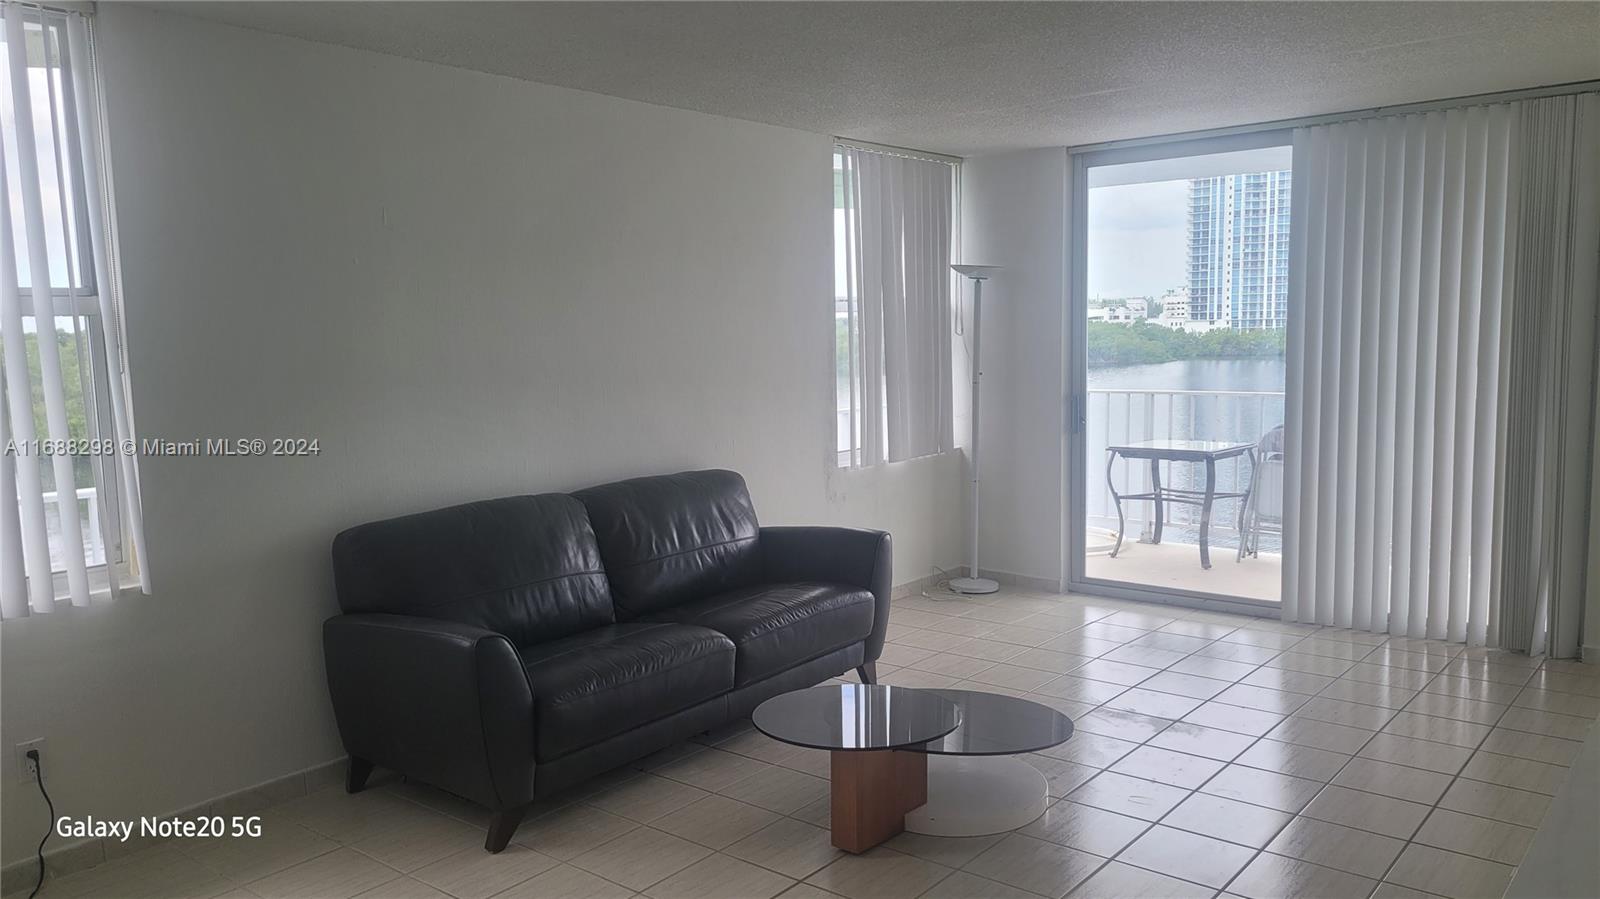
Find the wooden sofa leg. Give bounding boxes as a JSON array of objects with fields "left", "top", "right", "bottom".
[
  {"left": 857, "top": 662, "right": 878, "bottom": 685},
  {"left": 486, "top": 804, "right": 529, "bottom": 853},
  {"left": 345, "top": 757, "right": 374, "bottom": 794}
]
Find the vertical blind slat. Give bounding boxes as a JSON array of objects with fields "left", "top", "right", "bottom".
[
  {"left": 0, "top": 137, "right": 55, "bottom": 614},
  {"left": 1427, "top": 107, "right": 1466, "bottom": 642},
  {"left": 0, "top": 371, "right": 27, "bottom": 615},
  {"left": 1370, "top": 116, "right": 1406, "bottom": 632},
  {"left": 1332, "top": 125, "right": 1365, "bottom": 629},
  {"left": 1446, "top": 106, "right": 1488, "bottom": 645},
  {"left": 1351, "top": 119, "right": 1385, "bottom": 633},
  {"left": 1469, "top": 104, "right": 1512, "bottom": 647},
  {"left": 1313, "top": 129, "right": 1345, "bottom": 626},
  {"left": 1389, "top": 114, "right": 1424, "bottom": 636}
]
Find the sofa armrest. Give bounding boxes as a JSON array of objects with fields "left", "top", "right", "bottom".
[
  {"left": 759, "top": 526, "right": 892, "bottom": 661},
  {"left": 323, "top": 613, "right": 536, "bottom": 810}
]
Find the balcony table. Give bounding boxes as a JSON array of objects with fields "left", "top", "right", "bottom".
[{"left": 1105, "top": 438, "right": 1256, "bottom": 569}]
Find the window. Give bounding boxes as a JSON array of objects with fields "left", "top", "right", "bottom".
[
  {"left": 833, "top": 143, "right": 957, "bottom": 468},
  {"left": 0, "top": 4, "right": 144, "bottom": 617}
]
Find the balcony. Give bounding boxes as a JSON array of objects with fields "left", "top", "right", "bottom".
[
  {"left": 1083, "top": 387, "right": 1284, "bottom": 603},
  {"left": 1085, "top": 539, "right": 1281, "bottom": 602}
]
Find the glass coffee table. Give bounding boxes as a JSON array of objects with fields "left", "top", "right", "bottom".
[
  {"left": 907, "top": 689, "right": 1075, "bottom": 837},
  {"left": 752, "top": 684, "right": 960, "bottom": 853},
  {"left": 753, "top": 685, "right": 1073, "bottom": 851}
]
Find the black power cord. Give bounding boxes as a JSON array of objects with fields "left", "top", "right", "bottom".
[{"left": 27, "top": 749, "right": 52, "bottom": 899}]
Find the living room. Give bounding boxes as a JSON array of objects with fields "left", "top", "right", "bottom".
[{"left": 1, "top": 3, "right": 1598, "bottom": 899}]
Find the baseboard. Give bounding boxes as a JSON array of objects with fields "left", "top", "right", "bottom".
[
  {"left": 977, "top": 568, "right": 1063, "bottom": 594},
  {"left": 0, "top": 758, "right": 345, "bottom": 896},
  {"left": 1584, "top": 644, "right": 1600, "bottom": 665},
  {"left": 891, "top": 565, "right": 965, "bottom": 599},
  {"left": 893, "top": 565, "right": 1062, "bottom": 599}
]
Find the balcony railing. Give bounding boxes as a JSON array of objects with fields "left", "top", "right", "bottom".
[
  {"left": 1087, "top": 388, "right": 1285, "bottom": 546},
  {"left": 43, "top": 486, "right": 104, "bottom": 570}
]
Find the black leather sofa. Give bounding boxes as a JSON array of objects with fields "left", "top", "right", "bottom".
[{"left": 323, "top": 469, "right": 891, "bottom": 851}]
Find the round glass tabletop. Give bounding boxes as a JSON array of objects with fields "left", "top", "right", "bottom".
[
  {"left": 916, "top": 690, "right": 1075, "bottom": 755},
  {"left": 752, "top": 684, "right": 962, "bottom": 751}
]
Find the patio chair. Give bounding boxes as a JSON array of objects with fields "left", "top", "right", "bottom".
[{"left": 1238, "top": 424, "right": 1284, "bottom": 561}]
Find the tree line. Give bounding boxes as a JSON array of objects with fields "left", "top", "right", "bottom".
[
  {"left": 1088, "top": 321, "right": 1286, "bottom": 367},
  {"left": 0, "top": 329, "right": 92, "bottom": 441}
]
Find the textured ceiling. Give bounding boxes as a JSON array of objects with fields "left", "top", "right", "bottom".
[{"left": 149, "top": 2, "right": 1600, "bottom": 156}]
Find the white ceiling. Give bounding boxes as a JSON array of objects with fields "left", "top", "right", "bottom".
[{"left": 151, "top": 1, "right": 1600, "bottom": 157}]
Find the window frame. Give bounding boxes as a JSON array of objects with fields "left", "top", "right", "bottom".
[{"left": 3, "top": 5, "right": 132, "bottom": 602}]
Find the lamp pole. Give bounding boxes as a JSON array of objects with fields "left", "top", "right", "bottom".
[{"left": 950, "top": 265, "right": 1001, "bottom": 595}]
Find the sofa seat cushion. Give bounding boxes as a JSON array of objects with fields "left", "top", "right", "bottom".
[
  {"left": 645, "top": 582, "right": 874, "bottom": 686},
  {"left": 520, "top": 623, "right": 735, "bottom": 760}
]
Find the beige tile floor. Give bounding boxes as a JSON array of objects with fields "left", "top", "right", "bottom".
[{"left": 19, "top": 588, "right": 1598, "bottom": 899}]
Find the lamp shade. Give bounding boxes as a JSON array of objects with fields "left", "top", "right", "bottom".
[{"left": 951, "top": 264, "right": 1002, "bottom": 280}]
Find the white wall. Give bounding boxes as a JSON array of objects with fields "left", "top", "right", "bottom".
[
  {"left": 960, "top": 149, "right": 1070, "bottom": 585},
  {"left": 0, "top": 6, "right": 962, "bottom": 866}
]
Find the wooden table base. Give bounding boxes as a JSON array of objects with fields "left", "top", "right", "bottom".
[{"left": 830, "top": 749, "right": 928, "bottom": 853}]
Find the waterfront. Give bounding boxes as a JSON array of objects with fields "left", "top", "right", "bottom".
[{"left": 1086, "top": 357, "right": 1286, "bottom": 552}]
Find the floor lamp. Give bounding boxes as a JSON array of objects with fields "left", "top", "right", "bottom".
[{"left": 950, "top": 265, "right": 1002, "bottom": 595}]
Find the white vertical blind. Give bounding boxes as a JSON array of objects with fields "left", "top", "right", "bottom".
[
  {"left": 1286, "top": 94, "right": 1600, "bottom": 652},
  {"left": 838, "top": 145, "right": 955, "bottom": 466},
  {"left": 1498, "top": 94, "right": 1600, "bottom": 657},
  {"left": 1284, "top": 104, "right": 1518, "bottom": 643},
  {"left": 0, "top": 2, "right": 145, "bottom": 617}
]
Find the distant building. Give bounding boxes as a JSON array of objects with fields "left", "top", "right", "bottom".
[
  {"left": 1153, "top": 288, "right": 1190, "bottom": 329},
  {"left": 1089, "top": 296, "right": 1150, "bottom": 325},
  {"left": 1187, "top": 171, "right": 1290, "bottom": 330}
]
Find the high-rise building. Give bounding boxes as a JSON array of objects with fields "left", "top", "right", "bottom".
[{"left": 1186, "top": 171, "right": 1291, "bottom": 330}]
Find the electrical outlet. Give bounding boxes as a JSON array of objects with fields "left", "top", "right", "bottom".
[{"left": 15, "top": 739, "right": 44, "bottom": 782}]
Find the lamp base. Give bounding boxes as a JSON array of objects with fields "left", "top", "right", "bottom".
[{"left": 949, "top": 576, "right": 1000, "bottom": 595}]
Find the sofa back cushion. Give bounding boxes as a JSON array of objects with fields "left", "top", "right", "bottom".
[
  {"left": 332, "top": 494, "right": 614, "bottom": 645},
  {"left": 574, "top": 469, "right": 762, "bottom": 617}
]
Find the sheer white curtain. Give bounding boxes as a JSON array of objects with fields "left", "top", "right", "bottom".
[
  {"left": 1283, "top": 94, "right": 1600, "bottom": 651},
  {"left": 0, "top": 3, "right": 145, "bottom": 617},
  {"left": 838, "top": 145, "right": 954, "bottom": 466}
]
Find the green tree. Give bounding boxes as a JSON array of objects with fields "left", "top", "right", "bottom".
[
  {"left": 0, "top": 328, "right": 92, "bottom": 441},
  {"left": 1086, "top": 321, "right": 1285, "bottom": 367}
]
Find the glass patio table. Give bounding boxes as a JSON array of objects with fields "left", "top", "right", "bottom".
[{"left": 1105, "top": 438, "right": 1256, "bottom": 569}]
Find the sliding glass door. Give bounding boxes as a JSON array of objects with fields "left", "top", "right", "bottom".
[{"left": 1068, "top": 133, "right": 1293, "bottom": 609}]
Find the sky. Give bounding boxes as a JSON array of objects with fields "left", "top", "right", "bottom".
[{"left": 1087, "top": 179, "right": 1189, "bottom": 300}]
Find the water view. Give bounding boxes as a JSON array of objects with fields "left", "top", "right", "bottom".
[
  {"left": 1082, "top": 153, "right": 1291, "bottom": 601},
  {"left": 1087, "top": 358, "right": 1286, "bottom": 393}
]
